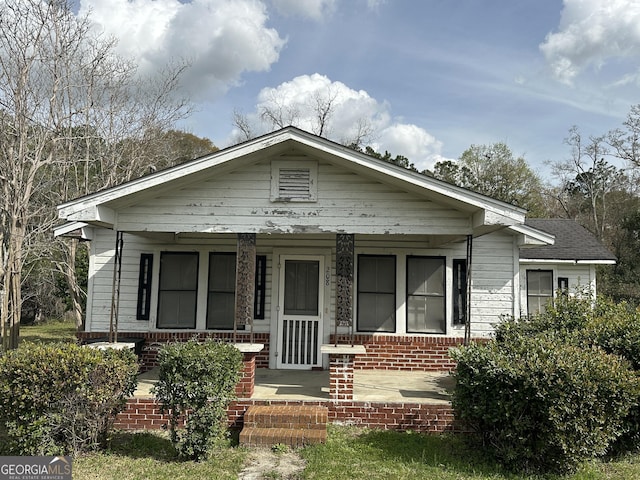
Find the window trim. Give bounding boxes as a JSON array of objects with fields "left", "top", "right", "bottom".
[
  {"left": 356, "top": 254, "right": 397, "bottom": 333},
  {"left": 405, "top": 255, "right": 446, "bottom": 334},
  {"left": 526, "top": 269, "right": 554, "bottom": 316},
  {"left": 205, "top": 252, "right": 268, "bottom": 330}
]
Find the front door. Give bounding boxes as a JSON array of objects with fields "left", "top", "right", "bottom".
[{"left": 276, "top": 255, "right": 324, "bottom": 369}]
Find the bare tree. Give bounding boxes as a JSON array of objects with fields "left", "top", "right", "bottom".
[
  {"left": 232, "top": 84, "right": 374, "bottom": 148},
  {"left": 608, "top": 104, "right": 640, "bottom": 168},
  {"left": 550, "top": 126, "right": 624, "bottom": 240},
  {"left": 259, "top": 88, "right": 300, "bottom": 130},
  {"left": 0, "top": 0, "right": 193, "bottom": 347}
]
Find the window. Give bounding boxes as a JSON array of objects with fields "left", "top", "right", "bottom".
[
  {"left": 527, "top": 269, "right": 553, "bottom": 315},
  {"left": 207, "top": 253, "right": 268, "bottom": 329},
  {"left": 357, "top": 255, "right": 395, "bottom": 332},
  {"left": 557, "top": 276, "right": 569, "bottom": 294},
  {"left": 207, "top": 253, "right": 236, "bottom": 329},
  {"left": 136, "top": 254, "right": 153, "bottom": 320},
  {"left": 284, "top": 259, "right": 319, "bottom": 315},
  {"left": 406, "top": 256, "right": 445, "bottom": 333},
  {"left": 452, "top": 259, "right": 467, "bottom": 325},
  {"left": 157, "top": 252, "right": 198, "bottom": 329}
]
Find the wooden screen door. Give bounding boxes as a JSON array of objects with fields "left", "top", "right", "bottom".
[{"left": 276, "top": 255, "right": 324, "bottom": 369}]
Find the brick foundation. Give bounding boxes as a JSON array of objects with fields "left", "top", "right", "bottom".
[
  {"left": 78, "top": 331, "right": 485, "bottom": 373},
  {"left": 331, "top": 334, "right": 470, "bottom": 372},
  {"left": 116, "top": 397, "right": 464, "bottom": 433}
]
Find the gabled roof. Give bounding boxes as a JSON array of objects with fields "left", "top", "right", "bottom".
[
  {"left": 520, "top": 219, "right": 616, "bottom": 264},
  {"left": 56, "top": 126, "right": 526, "bottom": 234}
]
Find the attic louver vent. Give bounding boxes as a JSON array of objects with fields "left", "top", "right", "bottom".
[
  {"left": 279, "top": 168, "right": 311, "bottom": 200},
  {"left": 271, "top": 160, "right": 318, "bottom": 202}
]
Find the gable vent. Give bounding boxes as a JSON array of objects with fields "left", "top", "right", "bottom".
[
  {"left": 279, "top": 168, "right": 311, "bottom": 200},
  {"left": 271, "top": 160, "right": 318, "bottom": 202}
]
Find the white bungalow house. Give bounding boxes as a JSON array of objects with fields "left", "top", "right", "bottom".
[{"left": 55, "top": 127, "right": 615, "bottom": 376}]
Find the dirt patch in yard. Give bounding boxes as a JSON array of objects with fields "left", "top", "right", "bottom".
[{"left": 238, "top": 447, "right": 306, "bottom": 480}]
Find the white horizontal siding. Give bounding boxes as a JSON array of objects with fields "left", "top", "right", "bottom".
[
  {"left": 115, "top": 158, "right": 471, "bottom": 235},
  {"left": 86, "top": 229, "right": 519, "bottom": 340},
  {"left": 519, "top": 262, "right": 595, "bottom": 316},
  {"left": 468, "top": 233, "right": 517, "bottom": 335}
]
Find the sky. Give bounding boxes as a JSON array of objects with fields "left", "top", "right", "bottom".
[{"left": 76, "top": 0, "right": 640, "bottom": 178}]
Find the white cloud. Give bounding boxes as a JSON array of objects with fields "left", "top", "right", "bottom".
[
  {"left": 80, "top": 0, "right": 286, "bottom": 99},
  {"left": 540, "top": 0, "right": 640, "bottom": 85},
  {"left": 269, "top": 0, "right": 337, "bottom": 20},
  {"left": 374, "top": 124, "right": 448, "bottom": 172},
  {"left": 235, "top": 73, "right": 448, "bottom": 171}
]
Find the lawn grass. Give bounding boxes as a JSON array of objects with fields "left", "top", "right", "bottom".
[
  {"left": 299, "top": 426, "right": 640, "bottom": 480},
  {"left": 73, "top": 431, "right": 247, "bottom": 480},
  {"left": 16, "top": 321, "right": 640, "bottom": 479},
  {"left": 19, "top": 318, "right": 77, "bottom": 344},
  {"left": 69, "top": 427, "right": 640, "bottom": 480}
]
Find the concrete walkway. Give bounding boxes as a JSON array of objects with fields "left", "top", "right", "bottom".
[{"left": 136, "top": 368, "right": 454, "bottom": 404}]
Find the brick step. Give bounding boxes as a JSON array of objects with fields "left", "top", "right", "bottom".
[
  {"left": 240, "top": 405, "right": 328, "bottom": 447},
  {"left": 243, "top": 405, "right": 328, "bottom": 429},
  {"left": 239, "top": 426, "right": 327, "bottom": 447}
]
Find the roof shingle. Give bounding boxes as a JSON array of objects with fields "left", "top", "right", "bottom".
[{"left": 522, "top": 219, "right": 616, "bottom": 262}]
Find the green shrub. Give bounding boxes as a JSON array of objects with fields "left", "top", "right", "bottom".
[
  {"left": 580, "top": 299, "right": 640, "bottom": 370},
  {"left": 494, "top": 288, "right": 594, "bottom": 344},
  {"left": 579, "top": 299, "right": 640, "bottom": 449},
  {"left": 152, "top": 340, "right": 243, "bottom": 461},
  {"left": 451, "top": 336, "right": 640, "bottom": 473},
  {"left": 0, "top": 342, "right": 138, "bottom": 456}
]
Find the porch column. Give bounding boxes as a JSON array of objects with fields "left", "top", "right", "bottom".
[
  {"left": 322, "top": 345, "right": 366, "bottom": 400},
  {"left": 235, "top": 233, "right": 256, "bottom": 340},
  {"left": 234, "top": 234, "right": 263, "bottom": 398},
  {"left": 234, "top": 344, "right": 264, "bottom": 399},
  {"left": 335, "top": 233, "right": 354, "bottom": 343}
]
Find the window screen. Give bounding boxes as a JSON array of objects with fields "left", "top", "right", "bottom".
[
  {"left": 406, "top": 256, "right": 445, "bottom": 333},
  {"left": 357, "top": 255, "right": 396, "bottom": 332},
  {"left": 206, "top": 253, "right": 268, "bottom": 329},
  {"left": 527, "top": 269, "right": 553, "bottom": 316},
  {"left": 157, "top": 252, "right": 198, "bottom": 328}
]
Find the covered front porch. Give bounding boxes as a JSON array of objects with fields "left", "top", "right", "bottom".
[{"left": 135, "top": 367, "right": 455, "bottom": 404}]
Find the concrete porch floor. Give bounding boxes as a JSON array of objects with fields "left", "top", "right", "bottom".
[{"left": 136, "top": 368, "right": 455, "bottom": 404}]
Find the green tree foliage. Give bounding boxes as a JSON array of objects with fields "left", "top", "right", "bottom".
[
  {"left": 432, "top": 143, "right": 546, "bottom": 216},
  {"left": 361, "top": 146, "right": 416, "bottom": 171},
  {"left": 152, "top": 340, "right": 243, "bottom": 461},
  {"left": 0, "top": 342, "right": 138, "bottom": 456}
]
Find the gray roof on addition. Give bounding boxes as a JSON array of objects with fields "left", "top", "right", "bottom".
[{"left": 521, "top": 218, "right": 616, "bottom": 264}]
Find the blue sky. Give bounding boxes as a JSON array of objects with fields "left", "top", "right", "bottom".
[{"left": 79, "top": 0, "right": 640, "bottom": 178}]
